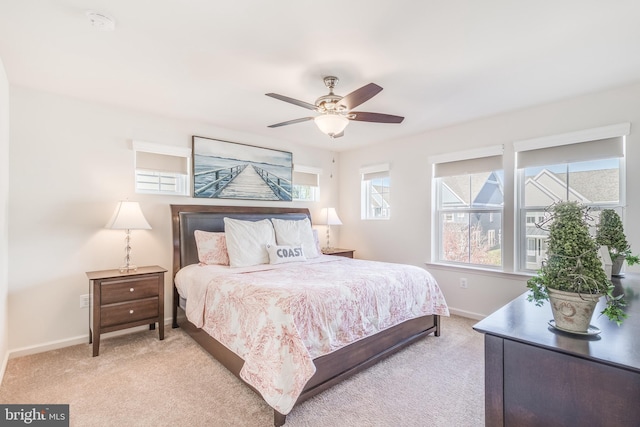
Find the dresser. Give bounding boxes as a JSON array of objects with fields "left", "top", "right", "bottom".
[
  {"left": 87, "top": 265, "right": 166, "bottom": 356},
  {"left": 473, "top": 276, "right": 640, "bottom": 426}
]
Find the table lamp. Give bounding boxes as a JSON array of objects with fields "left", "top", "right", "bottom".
[
  {"left": 106, "top": 201, "right": 151, "bottom": 272},
  {"left": 318, "top": 207, "right": 342, "bottom": 250}
]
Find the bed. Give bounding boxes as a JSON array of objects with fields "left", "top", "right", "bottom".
[{"left": 170, "top": 204, "right": 449, "bottom": 426}]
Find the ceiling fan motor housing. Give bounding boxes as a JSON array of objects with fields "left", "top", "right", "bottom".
[{"left": 316, "top": 76, "right": 345, "bottom": 112}]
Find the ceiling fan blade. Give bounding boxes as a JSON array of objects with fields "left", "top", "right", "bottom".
[
  {"left": 266, "top": 93, "right": 317, "bottom": 110},
  {"left": 349, "top": 111, "right": 404, "bottom": 123},
  {"left": 268, "top": 117, "right": 315, "bottom": 128},
  {"left": 338, "top": 83, "right": 383, "bottom": 110}
]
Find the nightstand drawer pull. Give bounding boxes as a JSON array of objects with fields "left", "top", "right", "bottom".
[
  {"left": 129, "top": 309, "right": 134, "bottom": 314},
  {"left": 130, "top": 288, "right": 135, "bottom": 292}
]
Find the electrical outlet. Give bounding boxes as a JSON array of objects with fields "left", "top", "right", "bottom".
[
  {"left": 460, "top": 278, "right": 468, "bottom": 289},
  {"left": 80, "top": 294, "right": 90, "bottom": 309}
]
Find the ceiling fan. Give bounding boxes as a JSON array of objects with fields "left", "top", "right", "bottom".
[{"left": 266, "top": 76, "right": 404, "bottom": 138}]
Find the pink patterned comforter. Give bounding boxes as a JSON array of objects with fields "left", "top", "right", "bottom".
[{"left": 175, "top": 256, "right": 449, "bottom": 415}]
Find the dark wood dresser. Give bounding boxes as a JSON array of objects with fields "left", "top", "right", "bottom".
[
  {"left": 87, "top": 265, "right": 166, "bottom": 356},
  {"left": 473, "top": 275, "right": 640, "bottom": 426}
]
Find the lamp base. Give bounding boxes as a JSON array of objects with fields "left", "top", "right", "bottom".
[{"left": 119, "top": 264, "right": 138, "bottom": 274}]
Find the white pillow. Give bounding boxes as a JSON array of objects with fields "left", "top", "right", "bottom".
[
  {"left": 271, "top": 218, "right": 320, "bottom": 259},
  {"left": 223, "top": 218, "right": 276, "bottom": 268},
  {"left": 266, "top": 244, "right": 306, "bottom": 264}
]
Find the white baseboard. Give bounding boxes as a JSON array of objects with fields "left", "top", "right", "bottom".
[
  {"left": 9, "top": 317, "right": 174, "bottom": 359},
  {"left": 9, "top": 334, "right": 89, "bottom": 359},
  {"left": 0, "top": 350, "right": 8, "bottom": 384},
  {"left": 447, "top": 307, "right": 485, "bottom": 320}
]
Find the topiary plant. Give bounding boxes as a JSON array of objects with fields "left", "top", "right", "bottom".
[
  {"left": 595, "top": 209, "right": 640, "bottom": 268},
  {"left": 527, "top": 201, "right": 627, "bottom": 325}
]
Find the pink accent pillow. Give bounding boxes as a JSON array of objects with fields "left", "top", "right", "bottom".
[{"left": 194, "top": 230, "right": 230, "bottom": 266}]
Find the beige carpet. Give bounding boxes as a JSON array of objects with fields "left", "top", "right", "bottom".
[{"left": 0, "top": 315, "right": 484, "bottom": 427}]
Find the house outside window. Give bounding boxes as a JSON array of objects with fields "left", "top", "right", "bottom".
[
  {"left": 431, "top": 147, "right": 504, "bottom": 268},
  {"left": 134, "top": 141, "right": 191, "bottom": 196},
  {"left": 515, "top": 125, "right": 627, "bottom": 272},
  {"left": 361, "top": 163, "right": 390, "bottom": 220}
]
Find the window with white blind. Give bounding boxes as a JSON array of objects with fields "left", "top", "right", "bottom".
[
  {"left": 134, "top": 141, "right": 191, "bottom": 196},
  {"left": 515, "top": 123, "right": 628, "bottom": 272},
  {"left": 292, "top": 165, "right": 321, "bottom": 201},
  {"left": 431, "top": 146, "right": 504, "bottom": 268},
  {"left": 361, "top": 163, "right": 391, "bottom": 220}
]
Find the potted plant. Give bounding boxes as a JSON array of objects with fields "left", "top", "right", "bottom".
[
  {"left": 527, "top": 201, "right": 626, "bottom": 332},
  {"left": 595, "top": 209, "right": 639, "bottom": 277}
]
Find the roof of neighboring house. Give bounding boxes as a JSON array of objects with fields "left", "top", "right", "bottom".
[
  {"left": 554, "top": 169, "right": 619, "bottom": 204},
  {"left": 442, "top": 167, "right": 618, "bottom": 209}
]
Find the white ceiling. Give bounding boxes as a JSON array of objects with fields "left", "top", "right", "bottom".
[{"left": 2, "top": 1, "right": 640, "bottom": 151}]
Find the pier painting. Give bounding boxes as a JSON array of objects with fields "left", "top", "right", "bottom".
[{"left": 192, "top": 136, "right": 293, "bottom": 201}]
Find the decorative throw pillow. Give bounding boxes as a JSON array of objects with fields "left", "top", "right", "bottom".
[
  {"left": 271, "top": 218, "right": 320, "bottom": 259},
  {"left": 194, "top": 230, "right": 229, "bottom": 265},
  {"left": 224, "top": 218, "right": 276, "bottom": 268},
  {"left": 266, "top": 244, "right": 306, "bottom": 265}
]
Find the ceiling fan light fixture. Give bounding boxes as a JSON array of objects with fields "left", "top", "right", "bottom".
[{"left": 314, "top": 114, "right": 349, "bottom": 137}]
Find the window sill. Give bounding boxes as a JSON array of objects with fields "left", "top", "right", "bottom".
[{"left": 424, "top": 262, "right": 533, "bottom": 281}]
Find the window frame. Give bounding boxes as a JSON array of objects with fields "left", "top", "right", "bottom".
[
  {"left": 513, "top": 123, "right": 630, "bottom": 273},
  {"left": 360, "top": 163, "right": 391, "bottom": 220},
  {"left": 292, "top": 165, "right": 321, "bottom": 202},
  {"left": 430, "top": 145, "right": 505, "bottom": 269},
  {"left": 133, "top": 140, "right": 191, "bottom": 196}
]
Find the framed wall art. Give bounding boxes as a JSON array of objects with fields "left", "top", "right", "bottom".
[{"left": 192, "top": 136, "right": 293, "bottom": 201}]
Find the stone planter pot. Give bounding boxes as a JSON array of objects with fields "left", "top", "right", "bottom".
[
  {"left": 548, "top": 288, "right": 601, "bottom": 334},
  {"left": 612, "top": 255, "right": 625, "bottom": 277}
]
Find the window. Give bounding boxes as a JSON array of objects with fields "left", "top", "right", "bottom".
[
  {"left": 134, "top": 141, "right": 190, "bottom": 196},
  {"left": 432, "top": 146, "right": 504, "bottom": 268},
  {"left": 292, "top": 165, "right": 321, "bottom": 201},
  {"left": 360, "top": 163, "right": 390, "bottom": 219},
  {"left": 515, "top": 124, "right": 628, "bottom": 271}
]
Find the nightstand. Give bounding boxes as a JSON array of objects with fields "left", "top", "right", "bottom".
[
  {"left": 322, "top": 248, "right": 355, "bottom": 258},
  {"left": 86, "top": 265, "right": 166, "bottom": 356}
]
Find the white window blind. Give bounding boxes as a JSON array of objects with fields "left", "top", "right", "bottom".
[
  {"left": 360, "top": 163, "right": 390, "bottom": 180},
  {"left": 430, "top": 145, "right": 504, "bottom": 177},
  {"left": 293, "top": 165, "right": 321, "bottom": 186},
  {"left": 516, "top": 137, "right": 624, "bottom": 169},
  {"left": 133, "top": 141, "right": 191, "bottom": 196},
  {"left": 514, "top": 122, "right": 630, "bottom": 167},
  {"left": 292, "top": 164, "right": 321, "bottom": 201}
]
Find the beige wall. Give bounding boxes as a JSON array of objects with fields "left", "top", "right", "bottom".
[
  {"left": 7, "top": 80, "right": 640, "bottom": 353},
  {"left": 339, "top": 82, "right": 640, "bottom": 318},
  {"left": 7, "top": 86, "right": 339, "bottom": 354},
  {"left": 0, "top": 58, "right": 9, "bottom": 375}
]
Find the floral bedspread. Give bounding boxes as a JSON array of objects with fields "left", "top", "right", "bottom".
[{"left": 175, "top": 256, "right": 449, "bottom": 415}]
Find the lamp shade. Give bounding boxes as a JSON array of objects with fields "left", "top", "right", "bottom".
[
  {"left": 318, "top": 207, "right": 342, "bottom": 226},
  {"left": 106, "top": 201, "right": 151, "bottom": 230},
  {"left": 314, "top": 114, "right": 349, "bottom": 137}
]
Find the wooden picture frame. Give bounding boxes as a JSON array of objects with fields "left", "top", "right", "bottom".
[{"left": 192, "top": 136, "right": 293, "bottom": 201}]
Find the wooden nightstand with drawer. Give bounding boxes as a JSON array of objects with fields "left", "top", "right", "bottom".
[
  {"left": 86, "top": 265, "right": 166, "bottom": 356},
  {"left": 321, "top": 248, "right": 355, "bottom": 258}
]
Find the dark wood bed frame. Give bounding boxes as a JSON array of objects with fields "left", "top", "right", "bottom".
[{"left": 170, "top": 204, "right": 441, "bottom": 426}]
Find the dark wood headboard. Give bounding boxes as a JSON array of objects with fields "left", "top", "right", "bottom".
[{"left": 170, "top": 204, "right": 312, "bottom": 276}]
